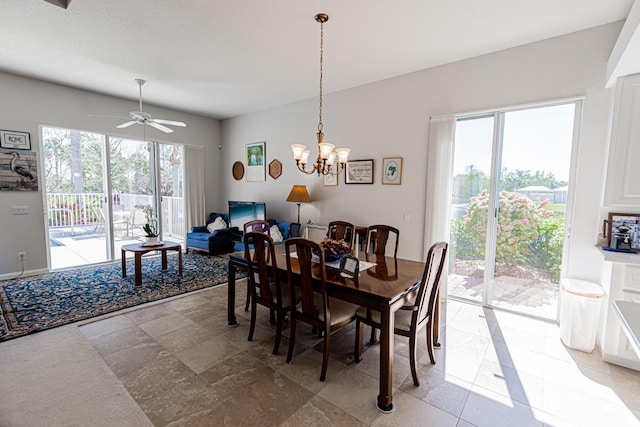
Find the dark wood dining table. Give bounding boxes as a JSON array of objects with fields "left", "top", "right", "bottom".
[{"left": 227, "top": 244, "right": 429, "bottom": 413}]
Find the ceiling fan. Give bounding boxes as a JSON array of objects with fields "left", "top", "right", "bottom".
[{"left": 115, "top": 79, "right": 186, "bottom": 134}]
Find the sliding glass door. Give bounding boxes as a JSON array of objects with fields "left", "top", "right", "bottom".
[
  {"left": 158, "top": 143, "right": 185, "bottom": 245},
  {"left": 448, "top": 102, "right": 578, "bottom": 321},
  {"left": 43, "top": 126, "right": 185, "bottom": 270},
  {"left": 43, "top": 126, "right": 110, "bottom": 268}
]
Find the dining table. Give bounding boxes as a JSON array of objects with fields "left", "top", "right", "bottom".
[{"left": 227, "top": 244, "right": 436, "bottom": 413}]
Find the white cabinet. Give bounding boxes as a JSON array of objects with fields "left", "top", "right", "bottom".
[
  {"left": 599, "top": 249, "right": 640, "bottom": 370},
  {"left": 604, "top": 74, "right": 640, "bottom": 207}
]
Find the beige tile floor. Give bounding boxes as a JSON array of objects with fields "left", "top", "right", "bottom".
[{"left": 1, "top": 280, "right": 639, "bottom": 426}]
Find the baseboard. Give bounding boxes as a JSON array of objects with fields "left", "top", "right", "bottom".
[{"left": 0, "top": 268, "right": 49, "bottom": 281}]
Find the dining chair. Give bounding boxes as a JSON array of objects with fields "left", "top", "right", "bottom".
[
  {"left": 243, "top": 232, "right": 297, "bottom": 355},
  {"left": 354, "top": 241, "right": 448, "bottom": 386},
  {"left": 364, "top": 224, "right": 399, "bottom": 257},
  {"left": 243, "top": 220, "right": 272, "bottom": 311},
  {"left": 364, "top": 224, "right": 400, "bottom": 344},
  {"left": 243, "top": 219, "right": 271, "bottom": 235},
  {"left": 326, "top": 220, "right": 356, "bottom": 250},
  {"left": 285, "top": 237, "right": 359, "bottom": 381}
]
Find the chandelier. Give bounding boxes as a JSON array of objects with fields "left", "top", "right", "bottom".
[{"left": 291, "top": 13, "right": 350, "bottom": 176}]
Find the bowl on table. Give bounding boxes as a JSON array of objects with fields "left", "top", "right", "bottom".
[{"left": 315, "top": 239, "right": 352, "bottom": 262}]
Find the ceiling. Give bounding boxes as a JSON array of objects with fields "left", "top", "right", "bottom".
[{"left": 0, "top": 0, "right": 635, "bottom": 120}]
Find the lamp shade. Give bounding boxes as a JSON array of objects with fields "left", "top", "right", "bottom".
[{"left": 286, "top": 185, "right": 312, "bottom": 204}]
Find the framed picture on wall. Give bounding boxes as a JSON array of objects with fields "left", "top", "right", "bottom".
[
  {"left": 382, "top": 157, "right": 403, "bottom": 185},
  {"left": 246, "top": 141, "right": 266, "bottom": 182},
  {"left": 0, "top": 149, "right": 38, "bottom": 191},
  {"left": 0, "top": 130, "right": 31, "bottom": 150},
  {"left": 345, "top": 159, "right": 374, "bottom": 184}
]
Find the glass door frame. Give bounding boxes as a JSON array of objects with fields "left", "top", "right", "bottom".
[{"left": 450, "top": 99, "right": 582, "bottom": 322}]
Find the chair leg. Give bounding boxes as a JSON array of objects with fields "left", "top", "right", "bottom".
[
  {"left": 355, "top": 319, "right": 364, "bottom": 362},
  {"left": 286, "top": 315, "right": 297, "bottom": 364},
  {"left": 426, "top": 319, "right": 436, "bottom": 364},
  {"left": 273, "top": 309, "right": 283, "bottom": 355},
  {"left": 409, "top": 333, "right": 420, "bottom": 386},
  {"left": 244, "top": 281, "right": 251, "bottom": 311},
  {"left": 248, "top": 296, "right": 257, "bottom": 342},
  {"left": 369, "top": 326, "right": 377, "bottom": 344},
  {"left": 320, "top": 324, "right": 331, "bottom": 381}
]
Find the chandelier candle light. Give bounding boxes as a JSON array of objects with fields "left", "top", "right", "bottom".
[{"left": 291, "top": 13, "right": 350, "bottom": 176}]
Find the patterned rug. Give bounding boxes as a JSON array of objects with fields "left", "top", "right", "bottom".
[{"left": 0, "top": 252, "right": 238, "bottom": 342}]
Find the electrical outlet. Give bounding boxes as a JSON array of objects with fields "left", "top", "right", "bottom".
[{"left": 18, "top": 251, "right": 26, "bottom": 260}]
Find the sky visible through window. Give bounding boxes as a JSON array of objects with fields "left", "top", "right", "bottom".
[{"left": 454, "top": 103, "right": 575, "bottom": 183}]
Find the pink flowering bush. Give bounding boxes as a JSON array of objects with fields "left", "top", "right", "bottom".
[{"left": 462, "top": 190, "right": 546, "bottom": 264}]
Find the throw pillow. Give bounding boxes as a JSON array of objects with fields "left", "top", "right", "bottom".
[
  {"left": 270, "top": 224, "right": 284, "bottom": 242},
  {"left": 207, "top": 216, "right": 227, "bottom": 233}
]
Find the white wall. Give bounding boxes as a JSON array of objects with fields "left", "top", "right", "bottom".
[
  {"left": 0, "top": 72, "right": 222, "bottom": 276},
  {"left": 0, "top": 21, "right": 623, "bottom": 281},
  {"left": 221, "top": 21, "right": 622, "bottom": 281}
]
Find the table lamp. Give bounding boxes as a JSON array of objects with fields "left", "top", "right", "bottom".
[{"left": 286, "top": 185, "right": 311, "bottom": 224}]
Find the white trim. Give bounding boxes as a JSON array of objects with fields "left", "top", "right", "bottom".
[{"left": 431, "top": 96, "right": 586, "bottom": 121}]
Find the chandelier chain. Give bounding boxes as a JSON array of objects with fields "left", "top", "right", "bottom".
[{"left": 318, "top": 18, "right": 324, "bottom": 133}]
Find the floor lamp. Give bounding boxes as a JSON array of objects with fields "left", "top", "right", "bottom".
[{"left": 286, "top": 185, "right": 311, "bottom": 224}]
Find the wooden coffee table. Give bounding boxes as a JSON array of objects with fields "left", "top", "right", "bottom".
[{"left": 121, "top": 242, "right": 183, "bottom": 286}]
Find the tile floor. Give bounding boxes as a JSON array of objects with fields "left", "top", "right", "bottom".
[{"left": 1, "top": 280, "right": 639, "bottom": 426}]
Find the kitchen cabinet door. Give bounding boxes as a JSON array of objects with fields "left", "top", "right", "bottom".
[{"left": 604, "top": 73, "right": 640, "bottom": 207}]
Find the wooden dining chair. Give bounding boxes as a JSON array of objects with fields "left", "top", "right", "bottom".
[
  {"left": 243, "top": 220, "right": 272, "bottom": 311},
  {"left": 326, "top": 220, "right": 356, "bottom": 250},
  {"left": 244, "top": 232, "right": 297, "bottom": 355},
  {"left": 364, "top": 224, "right": 400, "bottom": 344},
  {"left": 354, "top": 241, "right": 448, "bottom": 386},
  {"left": 285, "top": 237, "right": 359, "bottom": 381},
  {"left": 364, "top": 224, "right": 399, "bottom": 257},
  {"left": 243, "top": 219, "right": 271, "bottom": 235}
]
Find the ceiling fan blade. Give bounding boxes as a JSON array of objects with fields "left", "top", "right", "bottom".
[
  {"left": 153, "top": 118, "right": 186, "bottom": 127},
  {"left": 88, "top": 114, "right": 129, "bottom": 120},
  {"left": 116, "top": 121, "right": 137, "bottom": 129},
  {"left": 148, "top": 121, "right": 173, "bottom": 133}
]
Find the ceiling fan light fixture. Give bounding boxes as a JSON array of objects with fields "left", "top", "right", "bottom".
[{"left": 108, "top": 78, "right": 187, "bottom": 134}]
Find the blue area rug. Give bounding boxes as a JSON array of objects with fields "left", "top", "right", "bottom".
[{"left": 0, "top": 252, "right": 238, "bottom": 342}]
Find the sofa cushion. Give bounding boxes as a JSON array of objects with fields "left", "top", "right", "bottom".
[
  {"left": 269, "top": 219, "right": 293, "bottom": 240},
  {"left": 270, "top": 225, "right": 284, "bottom": 242},
  {"left": 207, "top": 216, "right": 227, "bottom": 232}
]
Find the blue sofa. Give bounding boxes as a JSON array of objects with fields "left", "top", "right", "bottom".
[
  {"left": 186, "top": 212, "right": 239, "bottom": 256},
  {"left": 233, "top": 219, "right": 301, "bottom": 252}
]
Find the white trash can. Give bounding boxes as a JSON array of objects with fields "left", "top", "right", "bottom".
[{"left": 559, "top": 278, "right": 605, "bottom": 353}]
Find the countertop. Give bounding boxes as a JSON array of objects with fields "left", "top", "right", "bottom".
[
  {"left": 613, "top": 300, "right": 640, "bottom": 360},
  {"left": 597, "top": 246, "right": 640, "bottom": 264}
]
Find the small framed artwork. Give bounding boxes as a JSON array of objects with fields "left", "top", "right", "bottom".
[
  {"left": 606, "top": 212, "right": 640, "bottom": 251},
  {"left": 382, "top": 157, "right": 403, "bottom": 185},
  {"left": 324, "top": 171, "right": 338, "bottom": 186},
  {"left": 232, "top": 161, "right": 244, "bottom": 180},
  {"left": 0, "top": 149, "right": 38, "bottom": 191},
  {"left": 268, "top": 159, "right": 282, "bottom": 179},
  {"left": 339, "top": 254, "right": 360, "bottom": 278},
  {"left": 345, "top": 159, "right": 374, "bottom": 184},
  {"left": 246, "top": 142, "right": 266, "bottom": 182},
  {"left": 0, "top": 130, "right": 31, "bottom": 150}
]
